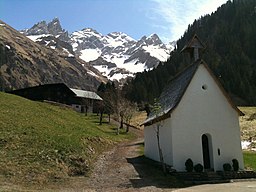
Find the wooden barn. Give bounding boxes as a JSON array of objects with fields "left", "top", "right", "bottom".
[{"left": 9, "top": 83, "right": 102, "bottom": 113}]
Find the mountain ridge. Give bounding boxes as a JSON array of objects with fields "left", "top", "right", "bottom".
[{"left": 23, "top": 18, "right": 175, "bottom": 81}]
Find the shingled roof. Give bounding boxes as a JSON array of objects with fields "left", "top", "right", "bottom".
[{"left": 143, "top": 60, "right": 243, "bottom": 126}]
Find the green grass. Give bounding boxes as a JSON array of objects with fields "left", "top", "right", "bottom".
[
  {"left": 243, "top": 151, "right": 256, "bottom": 171},
  {"left": 239, "top": 107, "right": 256, "bottom": 141},
  {"left": 239, "top": 107, "right": 256, "bottom": 171},
  {"left": 0, "top": 92, "right": 134, "bottom": 185}
]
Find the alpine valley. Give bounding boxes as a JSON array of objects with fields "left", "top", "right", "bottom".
[
  {"left": 0, "top": 20, "right": 107, "bottom": 91},
  {"left": 21, "top": 18, "right": 175, "bottom": 81}
]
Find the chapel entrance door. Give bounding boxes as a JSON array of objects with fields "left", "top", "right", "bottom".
[{"left": 202, "top": 134, "right": 211, "bottom": 169}]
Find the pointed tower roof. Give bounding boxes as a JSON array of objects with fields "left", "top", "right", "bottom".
[{"left": 181, "top": 34, "right": 205, "bottom": 61}]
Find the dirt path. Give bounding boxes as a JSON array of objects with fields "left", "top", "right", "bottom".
[
  {"left": 86, "top": 135, "right": 144, "bottom": 191},
  {"left": 79, "top": 127, "right": 179, "bottom": 192}
]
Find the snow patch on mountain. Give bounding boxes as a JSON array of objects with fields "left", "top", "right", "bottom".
[
  {"left": 87, "top": 70, "right": 100, "bottom": 78},
  {"left": 122, "top": 59, "right": 146, "bottom": 73},
  {"left": 103, "top": 54, "right": 127, "bottom": 66},
  {"left": 142, "top": 45, "right": 170, "bottom": 61},
  {"left": 109, "top": 73, "right": 130, "bottom": 81},
  {"left": 79, "top": 49, "right": 101, "bottom": 62},
  {"left": 104, "top": 32, "right": 136, "bottom": 47},
  {"left": 27, "top": 34, "right": 51, "bottom": 41},
  {"left": 93, "top": 65, "right": 110, "bottom": 76},
  {"left": 5, "top": 45, "right": 11, "bottom": 49}
]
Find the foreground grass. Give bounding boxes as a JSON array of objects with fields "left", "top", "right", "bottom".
[
  {"left": 239, "top": 107, "right": 256, "bottom": 171},
  {"left": 243, "top": 151, "right": 256, "bottom": 171},
  {"left": 239, "top": 107, "right": 256, "bottom": 142},
  {"left": 0, "top": 92, "right": 134, "bottom": 186}
]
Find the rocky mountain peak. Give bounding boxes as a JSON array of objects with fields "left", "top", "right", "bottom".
[
  {"left": 140, "top": 35, "right": 147, "bottom": 41},
  {"left": 107, "top": 32, "right": 125, "bottom": 38},
  {"left": 47, "top": 17, "right": 63, "bottom": 36},
  {"left": 146, "top": 34, "right": 163, "bottom": 45},
  {"left": 25, "top": 20, "right": 48, "bottom": 35},
  {"left": 107, "top": 32, "right": 135, "bottom": 43},
  {"left": 108, "top": 32, "right": 121, "bottom": 37},
  {"left": 81, "top": 28, "right": 102, "bottom": 36},
  {"left": 22, "top": 18, "right": 68, "bottom": 41}
]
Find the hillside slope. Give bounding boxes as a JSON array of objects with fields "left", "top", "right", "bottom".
[
  {"left": 0, "top": 92, "right": 132, "bottom": 185},
  {"left": 0, "top": 20, "right": 106, "bottom": 91}
]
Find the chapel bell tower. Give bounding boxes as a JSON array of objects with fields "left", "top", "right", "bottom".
[{"left": 181, "top": 34, "right": 205, "bottom": 62}]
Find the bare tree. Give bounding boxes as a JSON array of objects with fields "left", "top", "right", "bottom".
[
  {"left": 152, "top": 99, "right": 166, "bottom": 174},
  {"left": 97, "top": 82, "right": 115, "bottom": 126},
  {"left": 123, "top": 101, "right": 137, "bottom": 133},
  {"left": 97, "top": 81, "right": 136, "bottom": 135},
  {"left": 79, "top": 98, "right": 90, "bottom": 116},
  {"left": 96, "top": 100, "right": 105, "bottom": 125},
  {"left": 104, "top": 87, "right": 138, "bottom": 135},
  {"left": 99, "top": 85, "right": 122, "bottom": 134}
]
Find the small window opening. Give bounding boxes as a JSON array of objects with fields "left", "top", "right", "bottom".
[
  {"left": 218, "top": 148, "right": 221, "bottom": 156},
  {"left": 202, "top": 84, "right": 207, "bottom": 90}
]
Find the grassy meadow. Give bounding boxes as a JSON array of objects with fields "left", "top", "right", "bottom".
[
  {"left": 239, "top": 107, "right": 256, "bottom": 171},
  {"left": 243, "top": 151, "right": 256, "bottom": 170},
  {"left": 239, "top": 107, "right": 256, "bottom": 143},
  {"left": 0, "top": 92, "right": 134, "bottom": 185}
]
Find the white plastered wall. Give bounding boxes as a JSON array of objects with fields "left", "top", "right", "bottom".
[{"left": 144, "top": 118, "right": 173, "bottom": 166}]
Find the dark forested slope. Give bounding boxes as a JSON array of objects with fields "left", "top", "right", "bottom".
[{"left": 124, "top": 0, "right": 256, "bottom": 106}]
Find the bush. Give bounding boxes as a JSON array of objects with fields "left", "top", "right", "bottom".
[
  {"left": 232, "top": 159, "right": 239, "bottom": 171},
  {"left": 194, "top": 163, "right": 204, "bottom": 172},
  {"left": 223, "top": 163, "right": 232, "bottom": 171},
  {"left": 185, "top": 158, "right": 194, "bottom": 172}
]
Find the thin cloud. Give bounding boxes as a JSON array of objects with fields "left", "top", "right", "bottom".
[{"left": 148, "top": 0, "right": 227, "bottom": 42}]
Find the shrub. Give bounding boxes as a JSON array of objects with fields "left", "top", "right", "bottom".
[
  {"left": 185, "top": 158, "right": 194, "bottom": 172},
  {"left": 194, "top": 163, "right": 204, "bottom": 172},
  {"left": 232, "top": 159, "right": 239, "bottom": 171},
  {"left": 223, "top": 163, "right": 232, "bottom": 171}
]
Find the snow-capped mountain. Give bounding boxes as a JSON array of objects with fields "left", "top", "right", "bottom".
[
  {"left": 22, "top": 18, "right": 176, "bottom": 81},
  {"left": 71, "top": 29, "right": 175, "bottom": 80},
  {"left": 20, "top": 18, "right": 74, "bottom": 58}
]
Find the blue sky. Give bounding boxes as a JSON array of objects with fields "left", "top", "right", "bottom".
[{"left": 0, "top": 0, "right": 227, "bottom": 42}]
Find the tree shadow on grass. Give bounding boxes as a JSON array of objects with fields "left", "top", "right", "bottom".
[
  {"left": 95, "top": 126, "right": 130, "bottom": 136},
  {"left": 92, "top": 120, "right": 109, "bottom": 124},
  {"left": 126, "top": 155, "right": 191, "bottom": 189}
]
